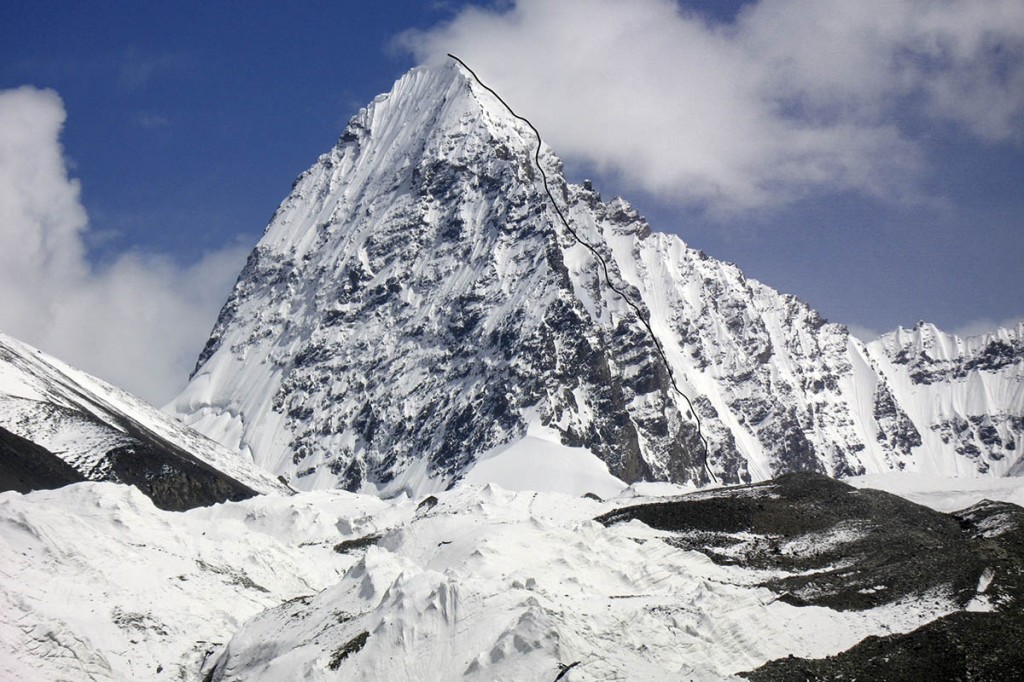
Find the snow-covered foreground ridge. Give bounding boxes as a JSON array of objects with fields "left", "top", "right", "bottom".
[
  {"left": 0, "top": 331, "right": 290, "bottom": 508},
  {"left": 3, "top": 474, "right": 1022, "bottom": 681},
  {"left": 169, "top": 60, "right": 1024, "bottom": 493}
]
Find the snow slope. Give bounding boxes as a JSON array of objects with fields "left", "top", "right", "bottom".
[
  {"left": 7, "top": 473, "right": 1017, "bottom": 681},
  {"left": 0, "top": 331, "right": 291, "bottom": 505},
  {"left": 848, "top": 472, "right": 1024, "bottom": 513},
  {"left": 461, "top": 423, "right": 627, "bottom": 499}
]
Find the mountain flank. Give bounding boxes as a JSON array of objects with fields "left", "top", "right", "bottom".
[
  {"left": 0, "top": 332, "right": 291, "bottom": 510},
  {"left": 169, "top": 62, "right": 1023, "bottom": 494}
]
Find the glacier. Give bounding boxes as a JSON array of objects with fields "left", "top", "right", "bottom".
[
  {"left": 3, "top": 473, "right": 1022, "bottom": 680},
  {"left": 2, "top": 57, "right": 1023, "bottom": 681}
]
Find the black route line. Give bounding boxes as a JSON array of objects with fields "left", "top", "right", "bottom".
[{"left": 448, "top": 54, "right": 717, "bottom": 484}]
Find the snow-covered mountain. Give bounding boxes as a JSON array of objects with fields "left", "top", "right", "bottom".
[
  {"left": 169, "top": 60, "right": 1023, "bottom": 495},
  {"left": 868, "top": 321, "right": 1024, "bottom": 476},
  {"left": 0, "top": 331, "right": 291, "bottom": 509},
  {"left": 4, "top": 474, "right": 1022, "bottom": 680}
]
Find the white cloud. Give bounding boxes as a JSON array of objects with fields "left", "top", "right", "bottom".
[
  {"left": 401, "top": 0, "right": 1024, "bottom": 213},
  {"left": 0, "top": 86, "right": 246, "bottom": 405},
  {"left": 951, "top": 316, "right": 1024, "bottom": 339},
  {"left": 846, "top": 324, "right": 882, "bottom": 343}
]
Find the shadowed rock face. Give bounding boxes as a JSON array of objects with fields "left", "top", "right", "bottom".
[
  {"left": 598, "top": 473, "right": 1024, "bottom": 678},
  {"left": 0, "top": 426, "right": 85, "bottom": 493},
  {"left": 0, "top": 417, "right": 260, "bottom": 512},
  {"left": 100, "top": 432, "right": 260, "bottom": 512},
  {"left": 0, "top": 332, "right": 286, "bottom": 511}
]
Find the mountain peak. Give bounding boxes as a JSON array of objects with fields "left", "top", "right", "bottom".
[
  {"left": 337, "top": 61, "right": 473, "bottom": 146},
  {"left": 254, "top": 59, "right": 560, "bottom": 261},
  {"left": 173, "top": 61, "right": 712, "bottom": 493},
  {"left": 171, "top": 64, "right": 1023, "bottom": 495}
]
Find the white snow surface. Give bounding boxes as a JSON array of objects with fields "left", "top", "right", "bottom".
[
  {"left": 462, "top": 424, "right": 627, "bottom": 499},
  {"left": 0, "top": 484, "right": 364, "bottom": 681},
  {"left": 0, "top": 331, "right": 290, "bottom": 496},
  {"left": 847, "top": 472, "right": 1024, "bottom": 513},
  {"left": 2, "top": 475, "right": 1006, "bottom": 681}
]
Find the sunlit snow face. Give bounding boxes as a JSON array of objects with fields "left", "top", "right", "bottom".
[{"left": 6, "top": 472, "right": 1020, "bottom": 680}]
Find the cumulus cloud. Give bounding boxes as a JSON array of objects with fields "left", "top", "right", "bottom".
[
  {"left": 0, "top": 86, "right": 247, "bottom": 405},
  {"left": 401, "top": 0, "right": 1024, "bottom": 214}
]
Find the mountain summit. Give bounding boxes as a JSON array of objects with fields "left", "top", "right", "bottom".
[{"left": 169, "top": 62, "right": 1023, "bottom": 494}]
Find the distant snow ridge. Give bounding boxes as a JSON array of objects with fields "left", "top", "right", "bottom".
[
  {"left": 0, "top": 331, "right": 290, "bottom": 508},
  {"left": 869, "top": 321, "right": 1024, "bottom": 476},
  {"left": 170, "top": 62, "right": 1023, "bottom": 495}
]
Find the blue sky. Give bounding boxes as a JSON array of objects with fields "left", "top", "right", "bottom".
[{"left": 1, "top": 0, "right": 1022, "bottom": 402}]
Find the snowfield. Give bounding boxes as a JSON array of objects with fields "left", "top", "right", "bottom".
[
  {"left": 3, "top": 470, "right": 1020, "bottom": 681},
  {"left": 847, "top": 472, "right": 1024, "bottom": 513}
]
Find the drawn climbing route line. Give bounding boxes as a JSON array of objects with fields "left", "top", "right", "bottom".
[{"left": 448, "top": 53, "right": 717, "bottom": 484}]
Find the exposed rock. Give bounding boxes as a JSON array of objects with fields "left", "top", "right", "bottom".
[
  {"left": 598, "top": 473, "right": 990, "bottom": 611},
  {"left": 0, "top": 332, "right": 291, "bottom": 510},
  {"left": 169, "top": 63, "right": 1024, "bottom": 494}
]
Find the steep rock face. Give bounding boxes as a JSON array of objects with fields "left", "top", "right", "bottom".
[
  {"left": 170, "top": 62, "right": 1023, "bottom": 494},
  {"left": 0, "top": 332, "right": 290, "bottom": 510},
  {"left": 867, "top": 321, "right": 1024, "bottom": 475},
  {"left": 172, "top": 63, "right": 708, "bottom": 494},
  {"left": 0, "top": 426, "right": 85, "bottom": 493}
]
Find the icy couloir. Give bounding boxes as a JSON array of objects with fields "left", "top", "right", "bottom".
[{"left": 169, "top": 61, "right": 1023, "bottom": 494}]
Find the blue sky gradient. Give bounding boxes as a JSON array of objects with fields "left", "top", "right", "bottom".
[{"left": 1, "top": 1, "right": 1022, "bottom": 400}]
